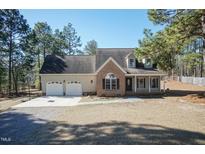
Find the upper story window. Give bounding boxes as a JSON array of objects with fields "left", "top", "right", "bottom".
[
  {"left": 143, "top": 58, "right": 153, "bottom": 68},
  {"left": 145, "top": 59, "right": 151, "bottom": 66},
  {"left": 129, "top": 59, "right": 135, "bottom": 67}
]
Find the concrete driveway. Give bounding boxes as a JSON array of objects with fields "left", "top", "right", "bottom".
[
  {"left": 13, "top": 96, "right": 82, "bottom": 108},
  {"left": 12, "top": 96, "right": 143, "bottom": 108}
]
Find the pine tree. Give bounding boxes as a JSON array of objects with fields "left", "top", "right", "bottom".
[
  {"left": 62, "top": 23, "right": 82, "bottom": 55},
  {"left": 148, "top": 9, "right": 205, "bottom": 77},
  {"left": 84, "top": 40, "right": 98, "bottom": 55},
  {"left": 0, "top": 9, "right": 31, "bottom": 95}
]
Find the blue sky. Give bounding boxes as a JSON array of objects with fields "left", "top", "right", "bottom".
[{"left": 20, "top": 9, "right": 163, "bottom": 49}]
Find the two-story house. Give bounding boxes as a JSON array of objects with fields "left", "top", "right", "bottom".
[{"left": 40, "top": 48, "right": 166, "bottom": 96}]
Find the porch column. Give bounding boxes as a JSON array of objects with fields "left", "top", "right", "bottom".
[
  {"left": 134, "top": 76, "right": 136, "bottom": 93},
  {"left": 148, "top": 76, "right": 151, "bottom": 93}
]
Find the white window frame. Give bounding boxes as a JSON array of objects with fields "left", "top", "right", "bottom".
[
  {"left": 129, "top": 58, "right": 135, "bottom": 67},
  {"left": 137, "top": 77, "right": 146, "bottom": 89},
  {"left": 144, "top": 58, "right": 152, "bottom": 68},
  {"left": 105, "top": 73, "right": 117, "bottom": 90},
  {"left": 151, "top": 77, "right": 159, "bottom": 88},
  {"left": 146, "top": 59, "right": 151, "bottom": 65}
]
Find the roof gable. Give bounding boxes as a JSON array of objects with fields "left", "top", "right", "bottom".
[
  {"left": 96, "top": 57, "right": 126, "bottom": 74},
  {"left": 96, "top": 48, "right": 135, "bottom": 70}
]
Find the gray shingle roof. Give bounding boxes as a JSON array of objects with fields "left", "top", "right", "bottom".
[
  {"left": 40, "top": 48, "right": 165, "bottom": 75},
  {"left": 40, "top": 55, "right": 96, "bottom": 74},
  {"left": 124, "top": 68, "right": 165, "bottom": 75},
  {"left": 96, "top": 48, "right": 134, "bottom": 69}
]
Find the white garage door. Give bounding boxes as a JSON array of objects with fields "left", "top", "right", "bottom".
[
  {"left": 46, "top": 81, "right": 64, "bottom": 96},
  {"left": 66, "top": 81, "right": 82, "bottom": 96}
]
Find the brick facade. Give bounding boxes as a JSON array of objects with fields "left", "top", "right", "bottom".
[{"left": 96, "top": 60, "right": 125, "bottom": 96}]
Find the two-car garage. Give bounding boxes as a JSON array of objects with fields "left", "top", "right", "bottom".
[
  {"left": 40, "top": 55, "right": 96, "bottom": 96},
  {"left": 41, "top": 74, "right": 96, "bottom": 97},
  {"left": 46, "top": 81, "right": 82, "bottom": 96}
]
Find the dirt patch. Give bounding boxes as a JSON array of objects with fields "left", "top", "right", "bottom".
[
  {"left": 0, "top": 97, "right": 37, "bottom": 112},
  {"left": 164, "top": 80, "right": 205, "bottom": 91},
  {"left": 0, "top": 89, "right": 42, "bottom": 112},
  {"left": 182, "top": 94, "right": 205, "bottom": 104},
  {"left": 164, "top": 80, "right": 205, "bottom": 104}
]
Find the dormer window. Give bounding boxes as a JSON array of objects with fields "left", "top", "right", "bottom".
[
  {"left": 126, "top": 53, "right": 136, "bottom": 68},
  {"left": 129, "top": 59, "right": 135, "bottom": 67},
  {"left": 143, "top": 58, "right": 153, "bottom": 68},
  {"left": 145, "top": 59, "right": 151, "bottom": 66}
]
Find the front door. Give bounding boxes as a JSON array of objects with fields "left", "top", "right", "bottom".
[{"left": 126, "top": 78, "right": 132, "bottom": 91}]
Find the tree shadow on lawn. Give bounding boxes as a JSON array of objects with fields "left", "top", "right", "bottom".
[{"left": 0, "top": 110, "right": 205, "bottom": 145}]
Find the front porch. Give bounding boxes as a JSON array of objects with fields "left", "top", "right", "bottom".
[{"left": 125, "top": 75, "right": 162, "bottom": 95}]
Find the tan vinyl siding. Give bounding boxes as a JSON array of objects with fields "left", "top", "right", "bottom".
[{"left": 41, "top": 74, "right": 96, "bottom": 93}]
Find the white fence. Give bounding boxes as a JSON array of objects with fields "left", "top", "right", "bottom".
[{"left": 179, "top": 76, "right": 205, "bottom": 86}]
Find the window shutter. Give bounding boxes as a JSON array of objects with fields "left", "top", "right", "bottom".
[
  {"left": 117, "top": 79, "right": 119, "bottom": 89},
  {"left": 102, "top": 79, "right": 105, "bottom": 89},
  {"left": 144, "top": 78, "right": 146, "bottom": 88}
]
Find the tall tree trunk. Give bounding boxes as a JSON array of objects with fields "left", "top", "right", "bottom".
[
  {"left": 201, "top": 39, "right": 205, "bottom": 77},
  {"left": 194, "top": 67, "right": 197, "bottom": 77},
  {"left": 201, "top": 11, "right": 205, "bottom": 77},
  {"left": 201, "top": 55, "right": 204, "bottom": 77},
  {"left": 38, "top": 51, "right": 41, "bottom": 90},
  {"left": 8, "top": 33, "right": 12, "bottom": 96},
  {"left": 0, "top": 75, "right": 2, "bottom": 94},
  {"left": 12, "top": 68, "right": 18, "bottom": 96}
]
